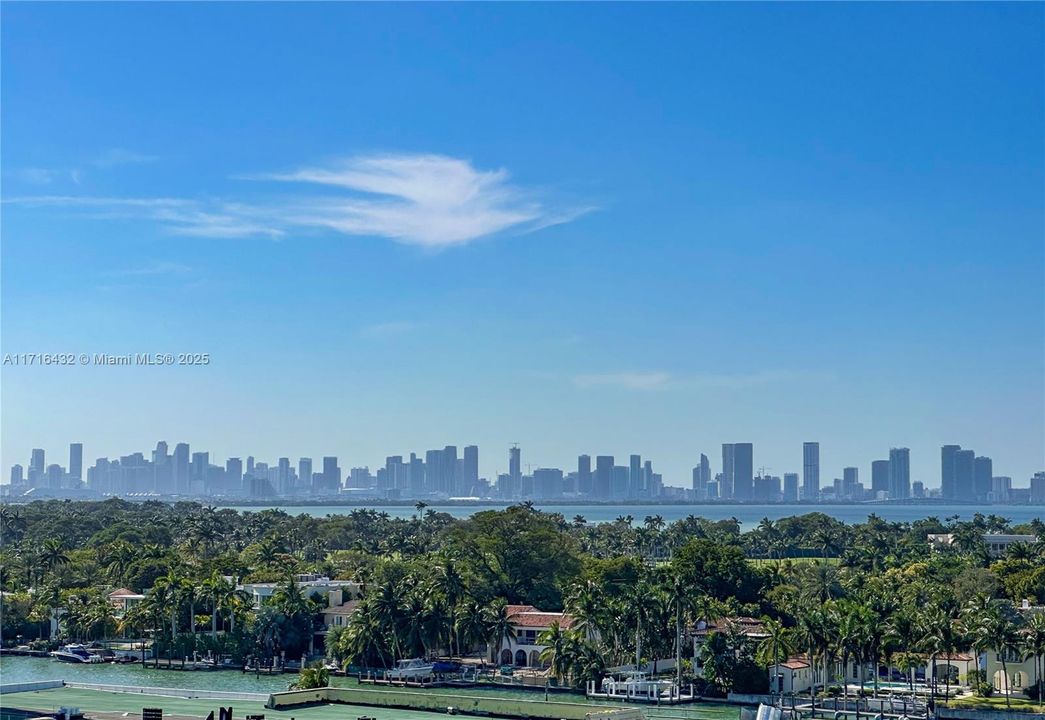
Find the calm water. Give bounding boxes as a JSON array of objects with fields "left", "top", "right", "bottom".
[
  {"left": 223, "top": 503, "right": 1044, "bottom": 530},
  {"left": 0, "top": 656, "right": 740, "bottom": 720}
]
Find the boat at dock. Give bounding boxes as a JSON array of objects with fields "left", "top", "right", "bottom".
[
  {"left": 384, "top": 658, "right": 435, "bottom": 680},
  {"left": 50, "top": 644, "right": 104, "bottom": 664}
]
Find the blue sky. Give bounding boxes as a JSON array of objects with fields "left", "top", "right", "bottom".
[{"left": 2, "top": 3, "right": 1042, "bottom": 489}]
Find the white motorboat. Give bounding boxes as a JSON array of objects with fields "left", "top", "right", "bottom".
[
  {"left": 50, "top": 644, "right": 104, "bottom": 664},
  {"left": 600, "top": 671, "right": 675, "bottom": 700},
  {"left": 385, "top": 658, "right": 435, "bottom": 680}
]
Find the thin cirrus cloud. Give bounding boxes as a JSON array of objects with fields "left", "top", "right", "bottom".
[
  {"left": 572, "top": 369, "right": 831, "bottom": 391},
  {"left": 5, "top": 153, "right": 593, "bottom": 249}
]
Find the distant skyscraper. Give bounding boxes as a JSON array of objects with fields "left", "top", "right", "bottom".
[
  {"left": 629, "top": 454, "right": 642, "bottom": 497},
  {"left": 10, "top": 464, "right": 24, "bottom": 485},
  {"left": 941, "top": 445, "right": 961, "bottom": 499},
  {"left": 974, "top": 456, "right": 993, "bottom": 500},
  {"left": 991, "top": 476, "right": 1011, "bottom": 503},
  {"left": 577, "top": 455, "right": 592, "bottom": 496},
  {"left": 594, "top": 455, "right": 614, "bottom": 499},
  {"left": 322, "top": 456, "right": 340, "bottom": 493},
  {"left": 68, "top": 443, "right": 83, "bottom": 484},
  {"left": 298, "top": 458, "right": 312, "bottom": 493},
  {"left": 643, "top": 460, "right": 654, "bottom": 497},
  {"left": 732, "top": 443, "right": 753, "bottom": 500},
  {"left": 173, "top": 443, "right": 190, "bottom": 494},
  {"left": 46, "top": 464, "right": 63, "bottom": 488},
  {"left": 29, "top": 448, "right": 45, "bottom": 483},
  {"left": 802, "top": 442, "right": 820, "bottom": 501},
  {"left": 692, "top": 453, "right": 711, "bottom": 499},
  {"left": 509, "top": 446, "right": 521, "bottom": 493},
  {"left": 783, "top": 473, "right": 799, "bottom": 502},
  {"left": 276, "top": 457, "right": 291, "bottom": 494},
  {"left": 226, "top": 457, "right": 243, "bottom": 489},
  {"left": 843, "top": 467, "right": 859, "bottom": 499},
  {"left": 443, "top": 446, "right": 459, "bottom": 495},
  {"left": 889, "top": 447, "right": 911, "bottom": 499},
  {"left": 463, "top": 446, "right": 479, "bottom": 494},
  {"left": 955, "top": 449, "right": 975, "bottom": 498},
  {"left": 190, "top": 452, "right": 209, "bottom": 492},
  {"left": 721, "top": 444, "right": 735, "bottom": 499},
  {"left": 871, "top": 459, "right": 890, "bottom": 495}
]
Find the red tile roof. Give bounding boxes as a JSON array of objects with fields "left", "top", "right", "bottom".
[
  {"left": 508, "top": 609, "right": 575, "bottom": 630},
  {"left": 780, "top": 658, "right": 810, "bottom": 670},
  {"left": 108, "top": 588, "right": 144, "bottom": 598}
]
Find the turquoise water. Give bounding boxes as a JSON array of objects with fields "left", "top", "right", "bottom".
[
  {"left": 0, "top": 656, "right": 579, "bottom": 702},
  {"left": 222, "top": 503, "right": 1044, "bottom": 530},
  {"left": 0, "top": 657, "right": 745, "bottom": 720}
]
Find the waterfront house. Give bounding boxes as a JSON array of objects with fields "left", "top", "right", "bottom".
[
  {"left": 107, "top": 587, "right": 146, "bottom": 616},
  {"left": 237, "top": 574, "right": 361, "bottom": 609},
  {"left": 496, "top": 604, "right": 576, "bottom": 667},
  {"left": 927, "top": 533, "right": 1038, "bottom": 558}
]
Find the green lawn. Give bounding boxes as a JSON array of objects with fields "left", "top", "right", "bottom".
[
  {"left": 949, "top": 694, "right": 1045, "bottom": 712},
  {"left": 747, "top": 557, "right": 840, "bottom": 567}
]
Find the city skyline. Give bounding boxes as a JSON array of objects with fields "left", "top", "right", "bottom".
[
  {"left": 2, "top": 3, "right": 1042, "bottom": 486},
  {"left": 6, "top": 437, "right": 1043, "bottom": 503}
]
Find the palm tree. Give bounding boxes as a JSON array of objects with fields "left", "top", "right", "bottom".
[
  {"left": 964, "top": 598, "right": 1020, "bottom": 711},
  {"left": 455, "top": 599, "right": 491, "bottom": 659},
  {"left": 664, "top": 574, "right": 696, "bottom": 690},
  {"left": 1023, "top": 612, "right": 1045, "bottom": 709},
  {"left": 434, "top": 561, "right": 465, "bottom": 656},
  {"left": 757, "top": 618, "right": 795, "bottom": 702},
  {"left": 484, "top": 599, "right": 516, "bottom": 664},
  {"left": 39, "top": 538, "right": 70, "bottom": 577},
  {"left": 538, "top": 621, "right": 571, "bottom": 680},
  {"left": 565, "top": 579, "right": 606, "bottom": 643}
]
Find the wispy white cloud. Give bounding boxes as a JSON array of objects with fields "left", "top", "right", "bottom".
[
  {"left": 91, "top": 148, "right": 158, "bottom": 168},
  {"left": 572, "top": 369, "right": 830, "bottom": 391},
  {"left": 107, "top": 261, "right": 194, "bottom": 277},
  {"left": 573, "top": 372, "right": 674, "bottom": 390},
  {"left": 359, "top": 321, "right": 418, "bottom": 338},
  {"left": 5, "top": 153, "right": 593, "bottom": 248},
  {"left": 4, "top": 195, "right": 284, "bottom": 239},
  {"left": 12, "top": 168, "right": 81, "bottom": 185},
  {"left": 252, "top": 153, "right": 591, "bottom": 248}
]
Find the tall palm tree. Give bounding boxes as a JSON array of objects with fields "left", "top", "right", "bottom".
[
  {"left": 1023, "top": 612, "right": 1045, "bottom": 710},
  {"left": 39, "top": 538, "right": 70, "bottom": 577},
  {"left": 455, "top": 599, "right": 491, "bottom": 659},
  {"left": 538, "top": 621, "right": 571, "bottom": 680},
  {"left": 484, "top": 599, "right": 516, "bottom": 664},
  {"left": 757, "top": 618, "right": 795, "bottom": 702},
  {"left": 664, "top": 574, "right": 696, "bottom": 690},
  {"left": 565, "top": 579, "right": 606, "bottom": 643},
  {"left": 963, "top": 597, "right": 1020, "bottom": 711}
]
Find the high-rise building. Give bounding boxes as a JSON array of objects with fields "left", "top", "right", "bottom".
[
  {"left": 941, "top": 445, "right": 961, "bottom": 499},
  {"left": 783, "top": 472, "right": 799, "bottom": 502},
  {"left": 974, "top": 456, "right": 993, "bottom": 500},
  {"left": 643, "top": 460, "right": 654, "bottom": 497},
  {"left": 802, "top": 442, "right": 820, "bottom": 501},
  {"left": 68, "top": 443, "right": 83, "bottom": 484},
  {"left": 226, "top": 457, "right": 243, "bottom": 489},
  {"left": 443, "top": 446, "right": 459, "bottom": 495},
  {"left": 752, "top": 474, "right": 781, "bottom": 501},
  {"left": 577, "top": 455, "right": 592, "bottom": 496},
  {"left": 322, "top": 456, "right": 340, "bottom": 493},
  {"left": 991, "top": 476, "right": 1011, "bottom": 503},
  {"left": 190, "top": 452, "right": 209, "bottom": 492},
  {"left": 953, "top": 449, "right": 975, "bottom": 498},
  {"left": 594, "top": 455, "right": 614, "bottom": 499},
  {"left": 297, "top": 458, "right": 312, "bottom": 492},
  {"left": 629, "top": 455, "right": 642, "bottom": 498},
  {"left": 871, "top": 459, "right": 890, "bottom": 495},
  {"left": 509, "top": 446, "right": 521, "bottom": 493},
  {"left": 732, "top": 443, "right": 753, "bottom": 500},
  {"left": 29, "top": 448, "right": 45, "bottom": 484},
  {"left": 46, "top": 464, "right": 63, "bottom": 488},
  {"left": 888, "top": 447, "right": 911, "bottom": 500},
  {"left": 173, "top": 443, "right": 190, "bottom": 494},
  {"left": 1031, "top": 472, "right": 1045, "bottom": 503},
  {"left": 612, "top": 465, "right": 630, "bottom": 498},
  {"left": 842, "top": 467, "right": 859, "bottom": 499},
  {"left": 533, "top": 467, "right": 564, "bottom": 498},
  {"left": 690, "top": 453, "right": 711, "bottom": 499},
  {"left": 721, "top": 444, "right": 735, "bottom": 499},
  {"left": 463, "top": 446, "right": 479, "bottom": 494},
  {"left": 10, "top": 464, "right": 24, "bottom": 486}
]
